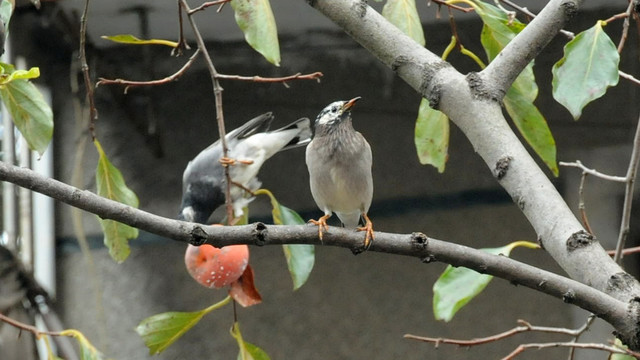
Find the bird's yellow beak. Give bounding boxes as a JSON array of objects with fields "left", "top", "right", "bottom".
[{"left": 343, "top": 97, "right": 361, "bottom": 111}]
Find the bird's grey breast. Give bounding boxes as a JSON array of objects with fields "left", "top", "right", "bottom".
[{"left": 306, "top": 127, "right": 373, "bottom": 214}]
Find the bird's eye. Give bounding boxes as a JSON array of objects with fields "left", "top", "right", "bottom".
[{"left": 330, "top": 106, "right": 338, "bottom": 113}]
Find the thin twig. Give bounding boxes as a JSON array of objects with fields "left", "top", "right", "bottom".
[
  {"left": 503, "top": 341, "right": 640, "bottom": 360},
  {"left": 215, "top": 72, "right": 323, "bottom": 84},
  {"left": 620, "top": 70, "right": 640, "bottom": 86},
  {"left": 79, "top": 0, "right": 98, "bottom": 140},
  {"left": 613, "top": 110, "right": 640, "bottom": 263},
  {"left": 189, "top": 0, "right": 232, "bottom": 15},
  {"left": 404, "top": 319, "right": 594, "bottom": 347},
  {"left": 559, "top": 161, "right": 627, "bottom": 182},
  {"left": 0, "top": 312, "right": 61, "bottom": 338},
  {"left": 96, "top": 49, "right": 202, "bottom": 91},
  {"left": 567, "top": 314, "right": 596, "bottom": 360},
  {"left": 577, "top": 172, "right": 594, "bottom": 234},
  {"left": 179, "top": 0, "right": 234, "bottom": 222},
  {"left": 603, "top": 12, "right": 630, "bottom": 26},
  {"left": 430, "top": 0, "right": 474, "bottom": 13},
  {"left": 173, "top": 0, "right": 191, "bottom": 56},
  {"left": 447, "top": 6, "right": 462, "bottom": 51},
  {"left": 608, "top": 245, "right": 640, "bottom": 256}
]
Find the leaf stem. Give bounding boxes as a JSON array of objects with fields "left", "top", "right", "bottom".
[{"left": 203, "top": 295, "right": 233, "bottom": 315}]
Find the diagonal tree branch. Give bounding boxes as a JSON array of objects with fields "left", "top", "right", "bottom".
[
  {"left": 481, "top": 0, "right": 584, "bottom": 98},
  {"left": 0, "top": 160, "right": 637, "bottom": 346},
  {"left": 304, "top": 0, "right": 640, "bottom": 316}
]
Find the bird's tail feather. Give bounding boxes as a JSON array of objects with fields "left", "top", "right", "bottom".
[
  {"left": 277, "top": 117, "right": 312, "bottom": 150},
  {"left": 336, "top": 211, "right": 361, "bottom": 229}
]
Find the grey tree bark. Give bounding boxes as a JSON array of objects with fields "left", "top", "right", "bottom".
[{"left": 1, "top": 0, "right": 640, "bottom": 350}]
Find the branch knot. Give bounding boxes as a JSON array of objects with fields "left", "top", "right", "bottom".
[
  {"left": 188, "top": 226, "right": 208, "bottom": 246},
  {"left": 566, "top": 230, "right": 596, "bottom": 251},
  {"left": 252, "top": 222, "right": 268, "bottom": 246}
]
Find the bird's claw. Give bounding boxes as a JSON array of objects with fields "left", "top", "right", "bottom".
[
  {"left": 357, "top": 214, "right": 374, "bottom": 251},
  {"left": 219, "top": 157, "right": 254, "bottom": 167},
  {"left": 309, "top": 215, "right": 331, "bottom": 241},
  {"left": 219, "top": 157, "right": 235, "bottom": 167}
]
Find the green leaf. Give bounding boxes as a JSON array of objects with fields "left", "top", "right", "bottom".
[
  {"left": 282, "top": 243, "right": 315, "bottom": 290},
  {"left": 231, "top": 322, "right": 271, "bottom": 360},
  {"left": 433, "top": 241, "right": 538, "bottom": 322},
  {"left": 230, "top": 0, "right": 280, "bottom": 66},
  {"left": 0, "top": 0, "right": 13, "bottom": 36},
  {"left": 477, "top": 1, "right": 526, "bottom": 61},
  {"left": 0, "top": 64, "right": 53, "bottom": 156},
  {"left": 414, "top": 98, "right": 449, "bottom": 173},
  {"left": 237, "top": 341, "right": 271, "bottom": 360},
  {"left": 94, "top": 140, "right": 139, "bottom": 263},
  {"left": 552, "top": 21, "right": 619, "bottom": 120},
  {"left": 382, "top": 0, "right": 425, "bottom": 46},
  {"left": 504, "top": 86, "right": 558, "bottom": 176},
  {"left": 255, "top": 189, "right": 315, "bottom": 290},
  {"left": 101, "top": 34, "right": 179, "bottom": 48},
  {"left": 136, "top": 310, "right": 206, "bottom": 355}
]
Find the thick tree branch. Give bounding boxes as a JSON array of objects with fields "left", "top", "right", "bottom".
[
  {"left": 305, "top": 0, "right": 640, "bottom": 315},
  {"left": 0, "top": 160, "right": 638, "bottom": 346}
]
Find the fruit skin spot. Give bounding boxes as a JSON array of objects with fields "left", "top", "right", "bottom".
[{"left": 184, "top": 244, "right": 250, "bottom": 289}]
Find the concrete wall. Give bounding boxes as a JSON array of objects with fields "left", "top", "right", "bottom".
[{"left": 9, "top": 3, "right": 640, "bottom": 359}]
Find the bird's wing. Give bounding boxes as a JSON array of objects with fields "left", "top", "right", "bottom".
[
  {"left": 231, "top": 112, "right": 274, "bottom": 140},
  {"left": 273, "top": 117, "right": 312, "bottom": 150}
]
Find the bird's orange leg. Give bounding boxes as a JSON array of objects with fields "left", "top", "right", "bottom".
[
  {"left": 357, "top": 213, "right": 375, "bottom": 250},
  {"left": 219, "top": 157, "right": 254, "bottom": 166},
  {"left": 309, "top": 214, "right": 331, "bottom": 241}
]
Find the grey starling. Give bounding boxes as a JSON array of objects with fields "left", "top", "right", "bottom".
[{"left": 305, "top": 97, "right": 375, "bottom": 249}]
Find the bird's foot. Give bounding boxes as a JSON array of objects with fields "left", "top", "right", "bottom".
[
  {"left": 356, "top": 214, "right": 374, "bottom": 251},
  {"left": 309, "top": 214, "right": 331, "bottom": 242},
  {"left": 219, "top": 157, "right": 236, "bottom": 167},
  {"left": 219, "top": 157, "right": 254, "bottom": 167}
]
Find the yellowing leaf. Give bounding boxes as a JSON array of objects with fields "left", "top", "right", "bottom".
[
  {"left": 101, "top": 34, "right": 179, "bottom": 48},
  {"left": 59, "top": 329, "right": 106, "bottom": 360},
  {"left": 0, "top": 64, "right": 40, "bottom": 84},
  {"left": 94, "top": 140, "right": 139, "bottom": 263},
  {"left": 382, "top": 0, "right": 425, "bottom": 46},
  {"left": 230, "top": 0, "right": 280, "bottom": 66},
  {"left": 414, "top": 98, "right": 449, "bottom": 173},
  {"left": 552, "top": 21, "right": 619, "bottom": 120},
  {"left": 0, "top": 63, "right": 52, "bottom": 156}
]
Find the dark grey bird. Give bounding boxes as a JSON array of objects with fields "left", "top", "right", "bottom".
[
  {"left": 305, "top": 97, "right": 375, "bottom": 249},
  {"left": 179, "top": 113, "right": 311, "bottom": 224}
]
